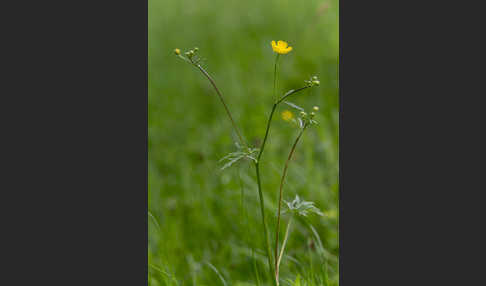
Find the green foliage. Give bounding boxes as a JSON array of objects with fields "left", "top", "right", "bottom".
[
  {"left": 285, "top": 195, "right": 324, "bottom": 217},
  {"left": 220, "top": 145, "right": 259, "bottom": 170}
]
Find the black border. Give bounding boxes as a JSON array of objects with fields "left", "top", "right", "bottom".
[{"left": 3, "top": 0, "right": 148, "bottom": 284}]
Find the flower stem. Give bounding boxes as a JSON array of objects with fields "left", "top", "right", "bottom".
[
  {"left": 273, "top": 54, "right": 280, "bottom": 103},
  {"left": 276, "top": 85, "right": 311, "bottom": 105},
  {"left": 276, "top": 217, "right": 292, "bottom": 278},
  {"left": 254, "top": 161, "right": 276, "bottom": 285},
  {"left": 253, "top": 54, "right": 312, "bottom": 285},
  {"left": 195, "top": 64, "right": 247, "bottom": 147},
  {"left": 254, "top": 88, "right": 310, "bottom": 286},
  {"left": 274, "top": 126, "right": 307, "bottom": 284}
]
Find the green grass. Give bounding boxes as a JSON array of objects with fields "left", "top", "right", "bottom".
[{"left": 149, "top": 0, "right": 339, "bottom": 285}]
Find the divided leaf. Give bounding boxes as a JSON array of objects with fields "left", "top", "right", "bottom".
[
  {"left": 285, "top": 195, "right": 324, "bottom": 217},
  {"left": 284, "top": 101, "right": 304, "bottom": 111},
  {"left": 219, "top": 146, "right": 259, "bottom": 170}
]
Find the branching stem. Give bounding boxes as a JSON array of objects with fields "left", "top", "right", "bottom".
[
  {"left": 274, "top": 125, "right": 307, "bottom": 285},
  {"left": 254, "top": 78, "right": 310, "bottom": 286}
]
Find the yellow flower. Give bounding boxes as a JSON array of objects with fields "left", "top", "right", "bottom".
[
  {"left": 281, "top": 110, "right": 294, "bottom": 121},
  {"left": 271, "top": 40, "right": 293, "bottom": 54}
]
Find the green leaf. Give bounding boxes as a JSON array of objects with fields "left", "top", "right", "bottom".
[
  {"left": 284, "top": 101, "right": 304, "bottom": 111},
  {"left": 219, "top": 146, "right": 259, "bottom": 170},
  {"left": 285, "top": 195, "right": 324, "bottom": 217}
]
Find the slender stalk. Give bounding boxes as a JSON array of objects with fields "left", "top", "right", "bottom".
[
  {"left": 273, "top": 54, "right": 280, "bottom": 103},
  {"left": 276, "top": 217, "right": 292, "bottom": 272},
  {"left": 195, "top": 64, "right": 246, "bottom": 147},
  {"left": 254, "top": 162, "right": 276, "bottom": 285},
  {"left": 276, "top": 85, "right": 311, "bottom": 105},
  {"left": 274, "top": 126, "right": 307, "bottom": 284},
  {"left": 257, "top": 104, "right": 277, "bottom": 161},
  {"left": 251, "top": 54, "right": 279, "bottom": 285},
  {"left": 258, "top": 85, "right": 310, "bottom": 163}
]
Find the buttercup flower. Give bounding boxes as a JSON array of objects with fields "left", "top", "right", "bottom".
[
  {"left": 281, "top": 110, "right": 294, "bottom": 121},
  {"left": 271, "top": 40, "right": 293, "bottom": 54}
]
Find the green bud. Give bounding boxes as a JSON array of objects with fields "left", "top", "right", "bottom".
[{"left": 313, "top": 106, "right": 319, "bottom": 111}]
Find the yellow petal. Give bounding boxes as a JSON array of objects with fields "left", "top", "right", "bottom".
[
  {"left": 277, "top": 40, "right": 288, "bottom": 48},
  {"left": 271, "top": 41, "right": 278, "bottom": 52}
]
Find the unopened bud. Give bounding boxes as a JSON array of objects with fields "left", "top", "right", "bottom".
[
  {"left": 313, "top": 106, "right": 319, "bottom": 111},
  {"left": 312, "top": 80, "right": 320, "bottom": 86},
  {"left": 174, "top": 48, "right": 181, "bottom": 55}
]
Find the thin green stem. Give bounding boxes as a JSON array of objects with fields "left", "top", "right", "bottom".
[
  {"left": 273, "top": 54, "right": 280, "bottom": 103},
  {"left": 257, "top": 103, "right": 277, "bottom": 162},
  {"left": 252, "top": 54, "right": 312, "bottom": 286},
  {"left": 276, "top": 217, "right": 292, "bottom": 279},
  {"left": 195, "top": 64, "right": 247, "bottom": 147},
  {"left": 276, "top": 85, "right": 311, "bottom": 105},
  {"left": 274, "top": 126, "right": 307, "bottom": 284},
  {"left": 254, "top": 161, "right": 276, "bottom": 285}
]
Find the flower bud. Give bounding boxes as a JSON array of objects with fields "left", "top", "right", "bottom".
[
  {"left": 174, "top": 48, "right": 181, "bottom": 55},
  {"left": 313, "top": 106, "right": 319, "bottom": 111},
  {"left": 194, "top": 47, "right": 199, "bottom": 52},
  {"left": 310, "top": 112, "right": 315, "bottom": 117},
  {"left": 312, "top": 76, "right": 318, "bottom": 80},
  {"left": 312, "top": 80, "right": 320, "bottom": 86},
  {"left": 300, "top": 111, "right": 306, "bottom": 117}
]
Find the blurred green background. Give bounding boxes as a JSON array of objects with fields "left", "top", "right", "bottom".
[{"left": 149, "top": 0, "right": 338, "bottom": 285}]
